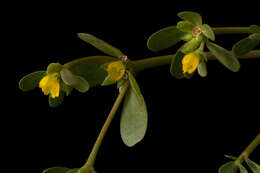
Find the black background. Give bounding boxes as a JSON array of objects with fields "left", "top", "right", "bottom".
[{"left": 8, "top": 1, "right": 260, "bottom": 173}]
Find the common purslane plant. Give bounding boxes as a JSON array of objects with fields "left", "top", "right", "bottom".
[{"left": 19, "top": 11, "right": 260, "bottom": 173}]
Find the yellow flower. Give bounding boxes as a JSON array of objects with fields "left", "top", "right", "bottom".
[
  {"left": 182, "top": 52, "right": 200, "bottom": 74},
  {"left": 39, "top": 74, "right": 60, "bottom": 98},
  {"left": 107, "top": 61, "right": 126, "bottom": 81}
]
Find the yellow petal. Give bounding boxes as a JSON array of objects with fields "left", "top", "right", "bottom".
[
  {"left": 39, "top": 75, "right": 49, "bottom": 88},
  {"left": 51, "top": 81, "right": 60, "bottom": 98},
  {"left": 182, "top": 52, "right": 200, "bottom": 74},
  {"left": 107, "top": 61, "right": 126, "bottom": 81}
]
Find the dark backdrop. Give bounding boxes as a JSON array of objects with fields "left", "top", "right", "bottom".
[{"left": 9, "top": 1, "right": 260, "bottom": 173}]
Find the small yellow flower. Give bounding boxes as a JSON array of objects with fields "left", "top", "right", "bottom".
[
  {"left": 107, "top": 61, "right": 126, "bottom": 81},
  {"left": 39, "top": 74, "right": 60, "bottom": 98},
  {"left": 182, "top": 52, "right": 200, "bottom": 74}
]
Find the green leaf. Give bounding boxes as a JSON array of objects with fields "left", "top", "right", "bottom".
[
  {"left": 78, "top": 33, "right": 125, "bottom": 58},
  {"left": 180, "top": 33, "right": 193, "bottom": 41},
  {"left": 42, "top": 167, "right": 69, "bottom": 173},
  {"left": 197, "top": 61, "right": 207, "bottom": 77},
  {"left": 47, "top": 63, "right": 63, "bottom": 74},
  {"left": 101, "top": 75, "right": 117, "bottom": 86},
  {"left": 147, "top": 26, "right": 185, "bottom": 51},
  {"left": 245, "top": 158, "right": 260, "bottom": 173},
  {"left": 49, "top": 91, "right": 64, "bottom": 108},
  {"left": 224, "top": 155, "right": 237, "bottom": 160},
  {"left": 120, "top": 87, "right": 148, "bottom": 147},
  {"left": 177, "top": 11, "right": 202, "bottom": 26},
  {"left": 201, "top": 24, "right": 215, "bottom": 41},
  {"left": 170, "top": 50, "right": 185, "bottom": 79},
  {"left": 232, "top": 33, "right": 260, "bottom": 56},
  {"left": 67, "top": 56, "right": 117, "bottom": 87},
  {"left": 238, "top": 163, "right": 248, "bottom": 173},
  {"left": 249, "top": 25, "right": 260, "bottom": 33},
  {"left": 19, "top": 71, "right": 46, "bottom": 91},
  {"left": 66, "top": 169, "right": 79, "bottom": 173},
  {"left": 219, "top": 161, "right": 237, "bottom": 173},
  {"left": 180, "top": 35, "right": 203, "bottom": 54},
  {"left": 206, "top": 41, "right": 240, "bottom": 72},
  {"left": 60, "top": 68, "right": 90, "bottom": 93},
  {"left": 177, "top": 21, "right": 195, "bottom": 32},
  {"left": 127, "top": 71, "right": 143, "bottom": 103}
]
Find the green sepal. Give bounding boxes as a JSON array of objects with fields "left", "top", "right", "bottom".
[
  {"left": 78, "top": 33, "right": 125, "bottom": 58},
  {"left": 42, "top": 167, "right": 69, "bottom": 173},
  {"left": 201, "top": 24, "right": 215, "bottom": 41},
  {"left": 245, "top": 157, "right": 260, "bottom": 173},
  {"left": 127, "top": 71, "right": 143, "bottom": 103},
  {"left": 219, "top": 161, "right": 237, "bottom": 173},
  {"left": 177, "top": 21, "right": 195, "bottom": 33},
  {"left": 237, "top": 163, "right": 248, "bottom": 173},
  {"left": 147, "top": 26, "right": 186, "bottom": 51},
  {"left": 117, "top": 78, "right": 127, "bottom": 88},
  {"left": 177, "top": 11, "right": 202, "bottom": 26},
  {"left": 197, "top": 61, "right": 207, "bottom": 77},
  {"left": 47, "top": 63, "right": 63, "bottom": 74},
  {"left": 19, "top": 71, "right": 46, "bottom": 91},
  {"left": 170, "top": 50, "right": 185, "bottom": 79},
  {"left": 60, "top": 68, "right": 90, "bottom": 93},
  {"left": 60, "top": 81, "right": 73, "bottom": 96},
  {"left": 184, "top": 72, "right": 194, "bottom": 79},
  {"left": 101, "top": 75, "right": 117, "bottom": 86},
  {"left": 120, "top": 86, "right": 148, "bottom": 147},
  {"left": 180, "top": 33, "right": 193, "bottom": 41},
  {"left": 180, "top": 34, "right": 203, "bottom": 54},
  {"left": 206, "top": 41, "right": 240, "bottom": 72},
  {"left": 49, "top": 91, "right": 64, "bottom": 108},
  {"left": 67, "top": 56, "right": 117, "bottom": 87},
  {"left": 232, "top": 33, "right": 260, "bottom": 56},
  {"left": 249, "top": 25, "right": 260, "bottom": 33}
]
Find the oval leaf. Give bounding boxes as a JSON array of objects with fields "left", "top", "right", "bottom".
[
  {"left": 219, "top": 161, "right": 237, "bottom": 173},
  {"left": 180, "top": 35, "right": 203, "bottom": 54},
  {"left": 65, "top": 56, "right": 117, "bottom": 87},
  {"left": 127, "top": 71, "right": 143, "bottom": 103},
  {"left": 47, "top": 63, "right": 62, "bottom": 74},
  {"left": 147, "top": 26, "right": 185, "bottom": 51},
  {"left": 177, "top": 11, "right": 202, "bottom": 26},
  {"left": 198, "top": 61, "right": 207, "bottom": 77},
  {"left": 177, "top": 21, "right": 195, "bottom": 32},
  {"left": 43, "top": 167, "right": 70, "bottom": 173},
  {"left": 78, "top": 33, "right": 124, "bottom": 58},
  {"left": 49, "top": 91, "right": 64, "bottom": 108},
  {"left": 60, "top": 68, "right": 89, "bottom": 93},
  {"left": 232, "top": 33, "right": 260, "bottom": 56},
  {"left": 206, "top": 41, "right": 240, "bottom": 72},
  {"left": 120, "top": 87, "right": 148, "bottom": 147},
  {"left": 201, "top": 24, "right": 215, "bottom": 41},
  {"left": 170, "top": 50, "right": 185, "bottom": 79},
  {"left": 245, "top": 158, "right": 260, "bottom": 173},
  {"left": 19, "top": 71, "right": 46, "bottom": 91},
  {"left": 249, "top": 25, "right": 260, "bottom": 33}
]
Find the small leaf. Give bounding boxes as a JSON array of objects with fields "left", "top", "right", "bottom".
[
  {"left": 177, "top": 21, "right": 195, "bottom": 32},
  {"left": 78, "top": 33, "right": 124, "bottom": 58},
  {"left": 120, "top": 87, "right": 148, "bottom": 147},
  {"left": 47, "top": 63, "right": 63, "bottom": 74},
  {"left": 180, "top": 35, "right": 203, "bottom": 54},
  {"left": 19, "top": 71, "right": 46, "bottom": 91},
  {"left": 180, "top": 33, "right": 193, "bottom": 41},
  {"left": 170, "top": 50, "right": 185, "bottom": 79},
  {"left": 224, "top": 155, "right": 237, "bottom": 160},
  {"left": 147, "top": 26, "right": 185, "bottom": 51},
  {"left": 201, "top": 24, "right": 215, "bottom": 41},
  {"left": 101, "top": 75, "right": 117, "bottom": 86},
  {"left": 127, "top": 71, "right": 143, "bottom": 103},
  {"left": 42, "top": 167, "right": 70, "bottom": 173},
  {"left": 49, "top": 91, "right": 64, "bottom": 108},
  {"left": 197, "top": 61, "right": 207, "bottom": 77},
  {"left": 232, "top": 33, "right": 260, "bottom": 56},
  {"left": 219, "top": 161, "right": 237, "bottom": 173},
  {"left": 60, "top": 68, "right": 89, "bottom": 93},
  {"left": 238, "top": 163, "right": 248, "bottom": 173},
  {"left": 177, "top": 11, "right": 202, "bottom": 26},
  {"left": 206, "top": 41, "right": 240, "bottom": 72},
  {"left": 245, "top": 158, "right": 260, "bottom": 173},
  {"left": 249, "top": 25, "right": 260, "bottom": 33}
]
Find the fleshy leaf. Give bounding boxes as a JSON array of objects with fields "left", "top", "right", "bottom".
[
  {"left": 206, "top": 41, "right": 240, "bottom": 72},
  {"left": 49, "top": 91, "right": 64, "bottom": 108},
  {"left": 219, "top": 161, "right": 237, "bottom": 173},
  {"left": 19, "top": 71, "right": 46, "bottom": 91},
  {"left": 60, "top": 68, "right": 89, "bottom": 93},
  {"left": 232, "top": 33, "right": 260, "bottom": 56},
  {"left": 245, "top": 158, "right": 260, "bottom": 173},
  {"left": 201, "top": 24, "right": 215, "bottom": 41},
  {"left": 249, "top": 25, "right": 260, "bottom": 33},
  {"left": 42, "top": 167, "right": 70, "bottom": 173},
  {"left": 177, "top": 21, "right": 195, "bottom": 32},
  {"left": 66, "top": 56, "right": 117, "bottom": 87},
  {"left": 177, "top": 11, "right": 202, "bottom": 26},
  {"left": 180, "top": 35, "right": 203, "bottom": 54},
  {"left": 238, "top": 163, "right": 248, "bottom": 173},
  {"left": 101, "top": 75, "right": 117, "bottom": 86},
  {"left": 66, "top": 169, "right": 79, "bottom": 173},
  {"left": 127, "top": 71, "right": 143, "bottom": 103},
  {"left": 120, "top": 86, "right": 148, "bottom": 147},
  {"left": 78, "top": 33, "right": 125, "bottom": 58},
  {"left": 147, "top": 26, "right": 185, "bottom": 51},
  {"left": 197, "top": 61, "right": 207, "bottom": 77},
  {"left": 180, "top": 33, "right": 193, "bottom": 41},
  {"left": 47, "top": 63, "right": 63, "bottom": 74},
  {"left": 170, "top": 50, "right": 185, "bottom": 79}
]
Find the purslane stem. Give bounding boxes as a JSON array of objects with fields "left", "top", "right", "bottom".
[
  {"left": 80, "top": 82, "right": 129, "bottom": 172},
  {"left": 212, "top": 27, "right": 254, "bottom": 35}
]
